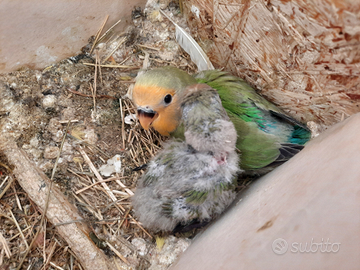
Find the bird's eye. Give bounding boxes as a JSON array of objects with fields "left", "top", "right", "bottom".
[{"left": 164, "top": 94, "right": 172, "bottom": 104}]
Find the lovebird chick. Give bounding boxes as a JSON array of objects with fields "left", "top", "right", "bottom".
[
  {"left": 132, "top": 84, "right": 240, "bottom": 232},
  {"left": 133, "top": 67, "right": 311, "bottom": 174}
]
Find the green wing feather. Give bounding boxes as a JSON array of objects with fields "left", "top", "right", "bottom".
[
  {"left": 194, "top": 70, "right": 311, "bottom": 170},
  {"left": 231, "top": 116, "right": 281, "bottom": 170}
]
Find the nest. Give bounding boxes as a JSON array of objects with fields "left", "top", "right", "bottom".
[
  {"left": 1, "top": 0, "right": 359, "bottom": 269},
  {"left": 0, "top": 2, "right": 197, "bottom": 269}
]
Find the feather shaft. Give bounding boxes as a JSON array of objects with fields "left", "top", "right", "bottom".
[{"left": 160, "top": 10, "right": 214, "bottom": 71}]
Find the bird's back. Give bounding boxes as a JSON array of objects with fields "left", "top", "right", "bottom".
[{"left": 194, "top": 70, "right": 311, "bottom": 172}]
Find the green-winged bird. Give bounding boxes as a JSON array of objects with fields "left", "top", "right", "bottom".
[{"left": 132, "top": 67, "right": 311, "bottom": 174}]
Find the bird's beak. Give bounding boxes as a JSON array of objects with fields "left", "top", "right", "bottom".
[{"left": 137, "top": 107, "right": 158, "bottom": 130}]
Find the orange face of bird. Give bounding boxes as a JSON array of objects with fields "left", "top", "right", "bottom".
[{"left": 132, "top": 84, "right": 182, "bottom": 136}]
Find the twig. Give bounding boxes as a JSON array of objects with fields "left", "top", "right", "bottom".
[
  {"left": 142, "top": 51, "right": 150, "bottom": 70},
  {"left": 66, "top": 133, "right": 111, "bottom": 158},
  {"left": 128, "top": 148, "right": 139, "bottom": 167},
  {"left": 128, "top": 213, "right": 152, "bottom": 239},
  {"left": 116, "top": 208, "right": 131, "bottom": 234},
  {"left": 106, "top": 242, "right": 129, "bottom": 264},
  {"left": 0, "top": 232, "right": 11, "bottom": 258},
  {"left": 43, "top": 222, "right": 47, "bottom": 261},
  {"left": 0, "top": 176, "right": 14, "bottom": 200},
  {"left": 0, "top": 175, "right": 9, "bottom": 189},
  {"left": 115, "top": 178, "right": 134, "bottom": 196},
  {"left": 0, "top": 162, "right": 12, "bottom": 172},
  {"left": 75, "top": 176, "right": 128, "bottom": 194},
  {"left": 143, "top": 131, "right": 154, "bottom": 157},
  {"left": 12, "top": 185, "right": 22, "bottom": 211},
  {"left": 77, "top": 148, "right": 152, "bottom": 238},
  {"left": 90, "top": 15, "right": 109, "bottom": 54},
  {"left": 92, "top": 53, "right": 98, "bottom": 118},
  {"left": 137, "top": 44, "right": 160, "bottom": 51},
  {"left": 73, "top": 193, "right": 103, "bottom": 220},
  {"left": 0, "top": 139, "right": 115, "bottom": 269},
  {"left": 78, "top": 148, "right": 117, "bottom": 202},
  {"left": 127, "top": 129, "right": 133, "bottom": 144},
  {"left": 96, "top": 51, "right": 103, "bottom": 84},
  {"left": 59, "top": 120, "right": 79, "bottom": 124},
  {"left": 8, "top": 226, "right": 31, "bottom": 242},
  {"left": 49, "top": 262, "right": 65, "bottom": 270},
  {"left": 43, "top": 240, "right": 57, "bottom": 270},
  {"left": 111, "top": 190, "right": 129, "bottom": 197},
  {"left": 119, "top": 99, "right": 125, "bottom": 150},
  {"left": 130, "top": 144, "right": 140, "bottom": 166},
  {"left": 16, "top": 121, "right": 72, "bottom": 270},
  {"left": 83, "top": 63, "right": 139, "bottom": 69},
  {"left": 103, "top": 37, "right": 127, "bottom": 63},
  {"left": 68, "top": 168, "right": 94, "bottom": 182},
  {"left": 119, "top": 55, "right": 132, "bottom": 65},
  {"left": 98, "top": 19, "right": 122, "bottom": 43},
  {"left": 9, "top": 209, "right": 29, "bottom": 249}
]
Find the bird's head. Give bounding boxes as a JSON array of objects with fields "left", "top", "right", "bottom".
[{"left": 132, "top": 67, "right": 197, "bottom": 136}]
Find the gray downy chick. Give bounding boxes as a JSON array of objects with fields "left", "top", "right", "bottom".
[{"left": 132, "top": 84, "right": 241, "bottom": 232}]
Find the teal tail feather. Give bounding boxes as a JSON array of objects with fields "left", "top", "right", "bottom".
[{"left": 290, "top": 126, "right": 311, "bottom": 145}]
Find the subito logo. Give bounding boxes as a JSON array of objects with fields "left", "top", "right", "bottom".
[{"left": 272, "top": 238, "right": 288, "bottom": 254}]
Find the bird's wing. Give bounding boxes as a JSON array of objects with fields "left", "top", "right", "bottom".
[
  {"left": 229, "top": 115, "right": 281, "bottom": 170},
  {"left": 195, "top": 70, "right": 311, "bottom": 170},
  {"left": 195, "top": 70, "right": 285, "bottom": 120}
]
